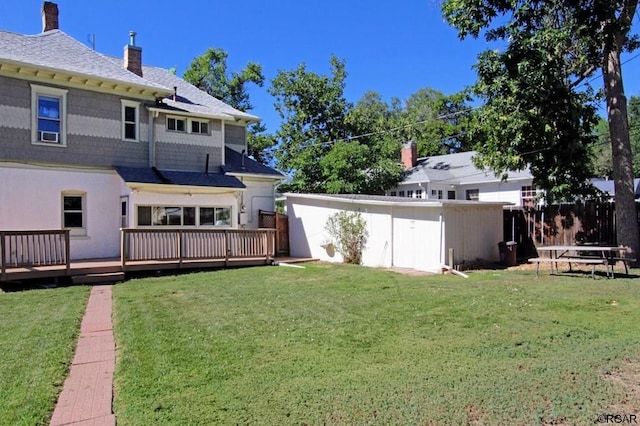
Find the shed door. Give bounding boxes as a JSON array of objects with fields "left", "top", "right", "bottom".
[{"left": 393, "top": 207, "right": 417, "bottom": 269}]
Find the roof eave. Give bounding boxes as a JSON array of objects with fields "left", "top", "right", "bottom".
[
  {"left": 0, "top": 58, "right": 171, "bottom": 97},
  {"left": 147, "top": 106, "right": 233, "bottom": 121},
  {"left": 225, "top": 171, "right": 285, "bottom": 180},
  {"left": 125, "top": 182, "right": 245, "bottom": 193}
]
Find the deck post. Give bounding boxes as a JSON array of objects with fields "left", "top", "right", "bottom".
[
  {"left": 178, "top": 230, "right": 183, "bottom": 269},
  {"left": 225, "top": 230, "right": 230, "bottom": 267},
  {"left": 120, "top": 229, "right": 127, "bottom": 271},
  {"left": 64, "top": 230, "right": 71, "bottom": 275},
  {"left": 1, "top": 231, "right": 6, "bottom": 281}
]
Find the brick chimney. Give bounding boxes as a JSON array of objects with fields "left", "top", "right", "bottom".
[
  {"left": 124, "top": 31, "right": 143, "bottom": 77},
  {"left": 41, "top": 1, "right": 59, "bottom": 32},
  {"left": 401, "top": 141, "right": 417, "bottom": 169}
]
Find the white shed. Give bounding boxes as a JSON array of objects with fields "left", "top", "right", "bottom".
[{"left": 286, "top": 193, "right": 508, "bottom": 272}]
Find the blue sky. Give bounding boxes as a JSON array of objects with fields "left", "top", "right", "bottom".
[{"left": 2, "top": 1, "right": 639, "bottom": 133}]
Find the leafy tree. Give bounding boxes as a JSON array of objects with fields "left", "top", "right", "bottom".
[
  {"left": 270, "top": 56, "right": 474, "bottom": 193},
  {"left": 591, "top": 117, "right": 613, "bottom": 178},
  {"left": 442, "top": 0, "right": 640, "bottom": 258},
  {"left": 395, "top": 88, "right": 475, "bottom": 156},
  {"left": 270, "top": 55, "right": 351, "bottom": 193},
  {"left": 592, "top": 96, "right": 640, "bottom": 177},
  {"left": 183, "top": 47, "right": 273, "bottom": 162}
]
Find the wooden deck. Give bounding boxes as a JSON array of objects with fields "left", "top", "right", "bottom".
[{"left": 1, "top": 228, "right": 301, "bottom": 283}]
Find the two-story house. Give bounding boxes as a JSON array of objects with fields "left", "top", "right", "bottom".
[
  {"left": 388, "top": 141, "right": 540, "bottom": 208},
  {"left": 0, "top": 2, "right": 283, "bottom": 261}
]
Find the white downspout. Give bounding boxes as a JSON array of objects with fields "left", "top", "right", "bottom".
[
  {"left": 439, "top": 211, "right": 444, "bottom": 265},
  {"left": 148, "top": 110, "right": 156, "bottom": 167},
  {"left": 221, "top": 120, "right": 226, "bottom": 165},
  {"left": 390, "top": 205, "right": 394, "bottom": 267}
]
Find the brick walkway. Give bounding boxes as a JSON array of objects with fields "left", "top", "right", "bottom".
[{"left": 50, "top": 285, "right": 116, "bottom": 426}]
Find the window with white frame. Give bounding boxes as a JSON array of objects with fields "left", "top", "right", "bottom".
[
  {"left": 121, "top": 100, "right": 140, "bottom": 141},
  {"left": 466, "top": 189, "right": 479, "bottom": 201},
  {"left": 415, "top": 189, "right": 423, "bottom": 199},
  {"left": 167, "top": 116, "right": 186, "bottom": 132},
  {"left": 199, "top": 207, "right": 232, "bottom": 226},
  {"left": 398, "top": 190, "right": 405, "bottom": 197},
  {"left": 447, "top": 190, "right": 456, "bottom": 200},
  {"left": 521, "top": 185, "right": 539, "bottom": 206},
  {"left": 62, "top": 192, "right": 86, "bottom": 236},
  {"left": 407, "top": 190, "right": 413, "bottom": 198},
  {"left": 136, "top": 205, "right": 231, "bottom": 227},
  {"left": 190, "top": 119, "right": 209, "bottom": 134},
  {"left": 390, "top": 191, "right": 397, "bottom": 197},
  {"left": 431, "top": 189, "right": 443, "bottom": 199},
  {"left": 31, "top": 85, "right": 67, "bottom": 146}
]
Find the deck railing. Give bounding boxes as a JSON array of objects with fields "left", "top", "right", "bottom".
[
  {"left": 1, "top": 230, "right": 70, "bottom": 279},
  {"left": 121, "top": 228, "right": 276, "bottom": 268}
]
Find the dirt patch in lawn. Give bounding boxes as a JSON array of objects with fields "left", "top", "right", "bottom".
[{"left": 603, "top": 358, "right": 640, "bottom": 413}]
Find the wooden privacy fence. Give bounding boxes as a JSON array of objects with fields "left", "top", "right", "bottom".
[
  {"left": 1, "top": 230, "right": 70, "bottom": 279},
  {"left": 258, "top": 210, "right": 289, "bottom": 256},
  {"left": 121, "top": 228, "right": 276, "bottom": 267},
  {"left": 504, "top": 202, "right": 629, "bottom": 256}
]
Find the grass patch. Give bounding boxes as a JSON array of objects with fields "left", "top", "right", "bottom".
[
  {"left": 113, "top": 264, "right": 640, "bottom": 424},
  {"left": 0, "top": 285, "right": 89, "bottom": 425}
]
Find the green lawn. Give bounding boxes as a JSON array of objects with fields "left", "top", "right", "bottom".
[
  {"left": 112, "top": 263, "right": 640, "bottom": 424},
  {"left": 0, "top": 285, "right": 89, "bottom": 425}
]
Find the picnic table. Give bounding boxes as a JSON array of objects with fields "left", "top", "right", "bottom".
[{"left": 528, "top": 245, "right": 634, "bottom": 278}]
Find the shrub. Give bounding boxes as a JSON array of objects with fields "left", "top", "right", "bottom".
[{"left": 325, "top": 211, "right": 368, "bottom": 264}]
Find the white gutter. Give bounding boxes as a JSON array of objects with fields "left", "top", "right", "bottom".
[
  {"left": 148, "top": 109, "right": 155, "bottom": 167},
  {"left": 147, "top": 107, "right": 232, "bottom": 121}
]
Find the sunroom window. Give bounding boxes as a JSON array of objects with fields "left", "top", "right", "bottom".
[{"left": 136, "top": 205, "right": 231, "bottom": 227}]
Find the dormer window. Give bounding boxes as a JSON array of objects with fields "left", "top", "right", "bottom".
[
  {"left": 31, "top": 84, "right": 67, "bottom": 146},
  {"left": 167, "top": 116, "right": 186, "bottom": 132}
]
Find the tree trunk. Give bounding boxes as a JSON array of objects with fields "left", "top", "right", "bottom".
[{"left": 603, "top": 46, "right": 639, "bottom": 263}]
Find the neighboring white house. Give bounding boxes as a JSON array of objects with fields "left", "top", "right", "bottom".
[
  {"left": 0, "top": 2, "right": 283, "bottom": 260},
  {"left": 590, "top": 178, "right": 640, "bottom": 201},
  {"left": 286, "top": 193, "right": 507, "bottom": 273},
  {"left": 389, "top": 142, "right": 539, "bottom": 208}
]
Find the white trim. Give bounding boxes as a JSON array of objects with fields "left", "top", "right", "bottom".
[
  {"left": 125, "top": 182, "right": 245, "bottom": 194},
  {"left": 283, "top": 193, "right": 511, "bottom": 208},
  {"left": 121, "top": 99, "right": 140, "bottom": 142},
  {"left": 31, "top": 84, "right": 68, "bottom": 147},
  {"left": 3, "top": 59, "right": 170, "bottom": 98},
  {"left": 225, "top": 172, "right": 284, "bottom": 181},
  {"left": 148, "top": 106, "right": 233, "bottom": 121},
  {"left": 0, "top": 160, "right": 114, "bottom": 174}
]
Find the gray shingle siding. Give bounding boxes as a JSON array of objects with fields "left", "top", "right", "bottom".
[
  {"left": 155, "top": 142, "right": 222, "bottom": 172},
  {"left": 225, "top": 124, "right": 246, "bottom": 153},
  {"left": 0, "top": 76, "right": 30, "bottom": 108},
  {"left": 0, "top": 75, "right": 151, "bottom": 167},
  {"left": 0, "top": 128, "right": 149, "bottom": 167}
]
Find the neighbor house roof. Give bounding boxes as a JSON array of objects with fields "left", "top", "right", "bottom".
[
  {"left": 285, "top": 193, "right": 510, "bottom": 207},
  {"left": 400, "top": 151, "right": 533, "bottom": 186},
  {"left": 221, "top": 148, "right": 284, "bottom": 178},
  {"left": 115, "top": 166, "right": 245, "bottom": 189},
  {"left": 590, "top": 178, "right": 640, "bottom": 198}
]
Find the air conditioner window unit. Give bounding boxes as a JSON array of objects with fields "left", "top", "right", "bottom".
[{"left": 39, "top": 131, "right": 59, "bottom": 143}]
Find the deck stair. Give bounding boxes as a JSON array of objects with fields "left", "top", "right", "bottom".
[{"left": 72, "top": 272, "right": 125, "bottom": 285}]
